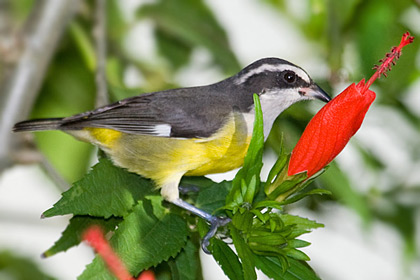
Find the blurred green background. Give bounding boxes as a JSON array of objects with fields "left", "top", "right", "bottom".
[{"left": 0, "top": 0, "right": 419, "bottom": 279}]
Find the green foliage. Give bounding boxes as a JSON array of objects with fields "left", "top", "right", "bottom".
[
  {"left": 43, "top": 158, "right": 152, "bottom": 218},
  {"left": 167, "top": 239, "right": 203, "bottom": 280},
  {"left": 138, "top": 0, "right": 240, "bottom": 74},
  {"left": 212, "top": 239, "right": 244, "bottom": 280},
  {"left": 254, "top": 256, "right": 320, "bottom": 280},
  {"left": 0, "top": 251, "right": 54, "bottom": 280}
]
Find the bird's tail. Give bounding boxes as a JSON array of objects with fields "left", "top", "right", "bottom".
[{"left": 13, "top": 118, "right": 63, "bottom": 132}]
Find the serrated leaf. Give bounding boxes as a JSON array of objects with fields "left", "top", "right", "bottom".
[
  {"left": 254, "top": 255, "right": 320, "bottom": 280},
  {"left": 43, "top": 157, "right": 153, "bottom": 218},
  {"left": 43, "top": 215, "right": 121, "bottom": 257},
  {"left": 230, "top": 225, "right": 257, "bottom": 280},
  {"left": 169, "top": 239, "right": 203, "bottom": 280},
  {"left": 79, "top": 197, "right": 189, "bottom": 279},
  {"left": 212, "top": 239, "right": 244, "bottom": 280}
]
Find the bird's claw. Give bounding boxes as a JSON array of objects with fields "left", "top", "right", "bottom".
[{"left": 201, "top": 216, "right": 231, "bottom": 254}]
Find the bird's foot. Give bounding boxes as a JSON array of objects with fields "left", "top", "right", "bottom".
[
  {"left": 201, "top": 215, "right": 231, "bottom": 254},
  {"left": 171, "top": 198, "right": 231, "bottom": 254}
]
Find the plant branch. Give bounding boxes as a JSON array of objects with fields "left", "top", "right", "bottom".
[
  {"left": 94, "top": 0, "right": 109, "bottom": 107},
  {"left": 0, "top": 0, "right": 80, "bottom": 171}
]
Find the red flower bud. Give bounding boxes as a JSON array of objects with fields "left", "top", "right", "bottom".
[
  {"left": 83, "top": 226, "right": 156, "bottom": 280},
  {"left": 83, "top": 226, "right": 134, "bottom": 280},
  {"left": 288, "top": 32, "right": 414, "bottom": 177}
]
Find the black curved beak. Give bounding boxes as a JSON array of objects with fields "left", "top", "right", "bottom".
[{"left": 300, "top": 83, "right": 331, "bottom": 103}]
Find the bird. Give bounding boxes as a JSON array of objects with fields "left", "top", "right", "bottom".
[{"left": 13, "top": 57, "right": 331, "bottom": 252}]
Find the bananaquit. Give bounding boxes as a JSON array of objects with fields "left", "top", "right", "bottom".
[{"left": 13, "top": 57, "right": 330, "bottom": 252}]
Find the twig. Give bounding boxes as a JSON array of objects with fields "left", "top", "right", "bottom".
[
  {"left": 40, "top": 155, "right": 70, "bottom": 192},
  {"left": 94, "top": 0, "right": 109, "bottom": 108},
  {"left": 0, "top": 0, "right": 80, "bottom": 171}
]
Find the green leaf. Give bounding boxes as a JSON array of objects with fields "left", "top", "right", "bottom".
[
  {"left": 226, "top": 94, "right": 264, "bottom": 207},
  {"left": 285, "top": 249, "right": 310, "bottom": 261},
  {"left": 279, "top": 188, "right": 332, "bottom": 206},
  {"left": 281, "top": 214, "right": 324, "bottom": 239},
  {"left": 254, "top": 255, "right": 320, "bottom": 280},
  {"left": 230, "top": 225, "right": 257, "bottom": 280},
  {"left": 248, "top": 232, "right": 287, "bottom": 247},
  {"left": 43, "top": 215, "right": 121, "bottom": 257},
  {"left": 0, "top": 251, "right": 54, "bottom": 280},
  {"left": 106, "top": 0, "right": 129, "bottom": 42},
  {"left": 155, "top": 28, "right": 192, "bottom": 70},
  {"left": 138, "top": 0, "right": 240, "bottom": 74},
  {"left": 43, "top": 157, "right": 153, "bottom": 218},
  {"left": 267, "top": 173, "right": 307, "bottom": 201},
  {"left": 79, "top": 197, "right": 189, "bottom": 279},
  {"left": 232, "top": 210, "right": 254, "bottom": 232},
  {"left": 244, "top": 175, "right": 257, "bottom": 204},
  {"left": 212, "top": 239, "right": 244, "bottom": 280},
  {"left": 195, "top": 180, "right": 231, "bottom": 214},
  {"left": 70, "top": 22, "right": 96, "bottom": 71},
  {"left": 253, "top": 200, "right": 283, "bottom": 211},
  {"left": 287, "top": 239, "right": 311, "bottom": 249},
  {"left": 169, "top": 239, "right": 203, "bottom": 280},
  {"left": 266, "top": 151, "right": 288, "bottom": 186}
]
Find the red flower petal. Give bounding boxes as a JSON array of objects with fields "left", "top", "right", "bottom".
[
  {"left": 287, "top": 32, "right": 414, "bottom": 177},
  {"left": 288, "top": 83, "right": 375, "bottom": 177}
]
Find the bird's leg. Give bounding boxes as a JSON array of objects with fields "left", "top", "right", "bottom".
[
  {"left": 178, "top": 185, "right": 200, "bottom": 195},
  {"left": 171, "top": 198, "right": 231, "bottom": 254}
]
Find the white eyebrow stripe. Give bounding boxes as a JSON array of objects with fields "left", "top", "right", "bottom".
[{"left": 235, "top": 64, "right": 311, "bottom": 85}]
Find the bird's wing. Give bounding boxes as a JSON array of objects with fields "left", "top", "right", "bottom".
[{"left": 59, "top": 88, "right": 232, "bottom": 139}]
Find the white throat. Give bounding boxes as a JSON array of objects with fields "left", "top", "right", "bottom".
[{"left": 244, "top": 89, "right": 305, "bottom": 141}]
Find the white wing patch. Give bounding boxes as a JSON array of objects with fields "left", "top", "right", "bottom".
[
  {"left": 235, "top": 64, "right": 311, "bottom": 85},
  {"left": 152, "top": 124, "right": 172, "bottom": 136}
]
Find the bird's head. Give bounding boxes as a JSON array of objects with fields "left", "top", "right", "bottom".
[
  {"left": 232, "top": 57, "right": 331, "bottom": 138},
  {"left": 234, "top": 57, "right": 331, "bottom": 106}
]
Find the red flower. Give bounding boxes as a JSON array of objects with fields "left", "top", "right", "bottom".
[{"left": 288, "top": 32, "right": 414, "bottom": 177}]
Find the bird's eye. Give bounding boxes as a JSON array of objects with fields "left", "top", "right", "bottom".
[{"left": 283, "top": 71, "right": 296, "bottom": 84}]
